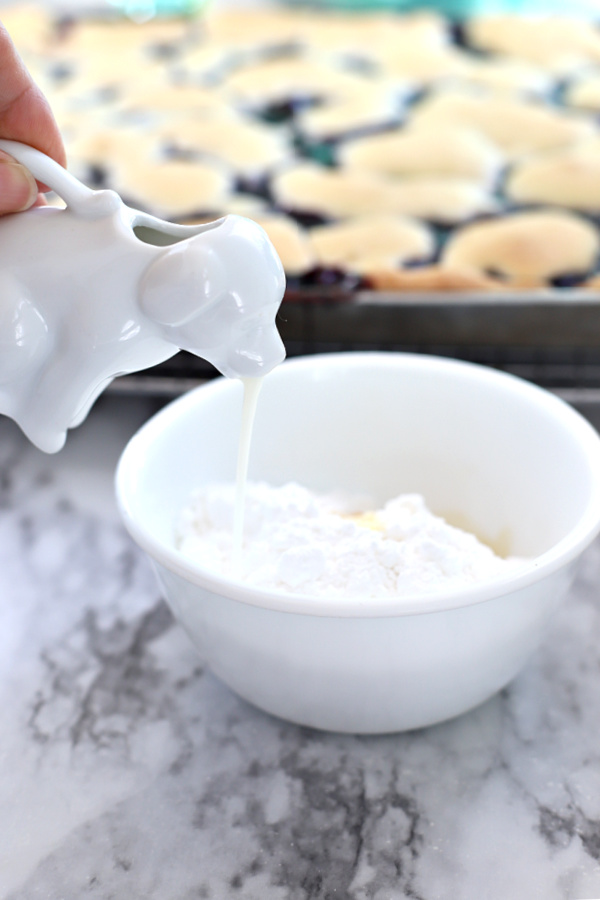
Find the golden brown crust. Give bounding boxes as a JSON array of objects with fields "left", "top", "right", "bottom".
[
  {"left": 364, "top": 265, "right": 512, "bottom": 292},
  {"left": 409, "top": 89, "right": 595, "bottom": 158},
  {"left": 309, "top": 214, "right": 434, "bottom": 271},
  {"left": 565, "top": 73, "right": 600, "bottom": 111},
  {"left": 12, "top": 4, "right": 600, "bottom": 295},
  {"left": 252, "top": 214, "right": 317, "bottom": 276},
  {"left": 156, "top": 117, "right": 289, "bottom": 177},
  {"left": 466, "top": 14, "right": 600, "bottom": 73},
  {"left": 440, "top": 210, "right": 600, "bottom": 286},
  {"left": 113, "top": 158, "right": 232, "bottom": 219},
  {"left": 506, "top": 140, "right": 600, "bottom": 211},
  {"left": 341, "top": 124, "right": 502, "bottom": 182},
  {"left": 273, "top": 162, "right": 496, "bottom": 222},
  {"left": 579, "top": 275, "right": 600, "bottom": 291}
]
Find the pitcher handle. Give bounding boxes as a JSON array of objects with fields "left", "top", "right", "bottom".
[
  {"left": 0, "top": 138, "right": 233, "bottom": 239},
  {"left": 0, "top": 139, "right": 95, "bottom": 209}
]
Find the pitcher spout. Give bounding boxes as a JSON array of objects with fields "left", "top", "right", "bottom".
[
  {"left": 139, "top": 213, "right": 287, "bottom": 380},
  {"left": 0, "top": 141, "right": 287, "bottom": 452}
]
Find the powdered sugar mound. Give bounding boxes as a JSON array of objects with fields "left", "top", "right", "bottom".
[{"left": 175, "top": 482, "right": 527, "bottom": 598}]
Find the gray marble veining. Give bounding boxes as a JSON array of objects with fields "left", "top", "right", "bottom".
[{"left": 1, "top": 395, "right": 600, "bottom": 900}]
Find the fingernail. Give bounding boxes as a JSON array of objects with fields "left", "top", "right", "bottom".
[{"left": 0, "top": 158, "right": 38, "bottom": 213}]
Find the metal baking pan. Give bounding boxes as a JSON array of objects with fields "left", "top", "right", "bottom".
[
  {"left": 110, "top": 288, "right": 600, "bottom": 405},
  {"left": 280, "top": 288, "right": 600, "bottom": 349}
]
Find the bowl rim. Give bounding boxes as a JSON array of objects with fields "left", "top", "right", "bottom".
[{"left": 115, "top": 352, "right": 600, "bottom": 618}]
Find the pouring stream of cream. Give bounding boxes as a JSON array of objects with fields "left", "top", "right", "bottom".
[{"left": 233, "top": 376, "right": 264, "bottom": 571}]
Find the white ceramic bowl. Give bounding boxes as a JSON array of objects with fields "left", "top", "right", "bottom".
[{"left": 115, "top": 352, "right": 600, "bottom": 733}]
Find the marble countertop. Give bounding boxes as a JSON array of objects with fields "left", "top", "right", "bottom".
[{"left": 2, "top": 392, "right": 600, "bottom": 900}]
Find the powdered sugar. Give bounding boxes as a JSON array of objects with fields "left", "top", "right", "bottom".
[{"left": 175, "top": 481, "right": 526, "bottom": 598}]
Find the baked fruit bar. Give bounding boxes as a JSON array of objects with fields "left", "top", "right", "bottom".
[{"left": 6, "top": 3, "right": 600, "bottom": 292}]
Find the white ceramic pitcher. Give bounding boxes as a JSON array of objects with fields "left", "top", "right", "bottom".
[{"left": 0, "top": 140, "right": 286, "bottom": 453}]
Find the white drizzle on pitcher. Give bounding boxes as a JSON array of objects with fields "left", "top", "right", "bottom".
[{"left": 232, "top": 376, "right": 264, "bottom": 571}]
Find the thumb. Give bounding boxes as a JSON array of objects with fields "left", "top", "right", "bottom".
[{"left": 0, "top": 152, "right": 38, "bottom": 215}]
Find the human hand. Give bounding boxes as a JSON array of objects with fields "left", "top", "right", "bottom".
[{"left": 0, "top": 22, "right": 66, "bottom": 215}]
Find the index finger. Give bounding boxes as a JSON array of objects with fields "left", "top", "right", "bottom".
[{"left": 0, "top": 22, "right": 66, "bottom": 181}]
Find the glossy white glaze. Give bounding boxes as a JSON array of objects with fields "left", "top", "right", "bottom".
[{"left": 0, "top": 140, "right": 286, "bottom": 453}]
